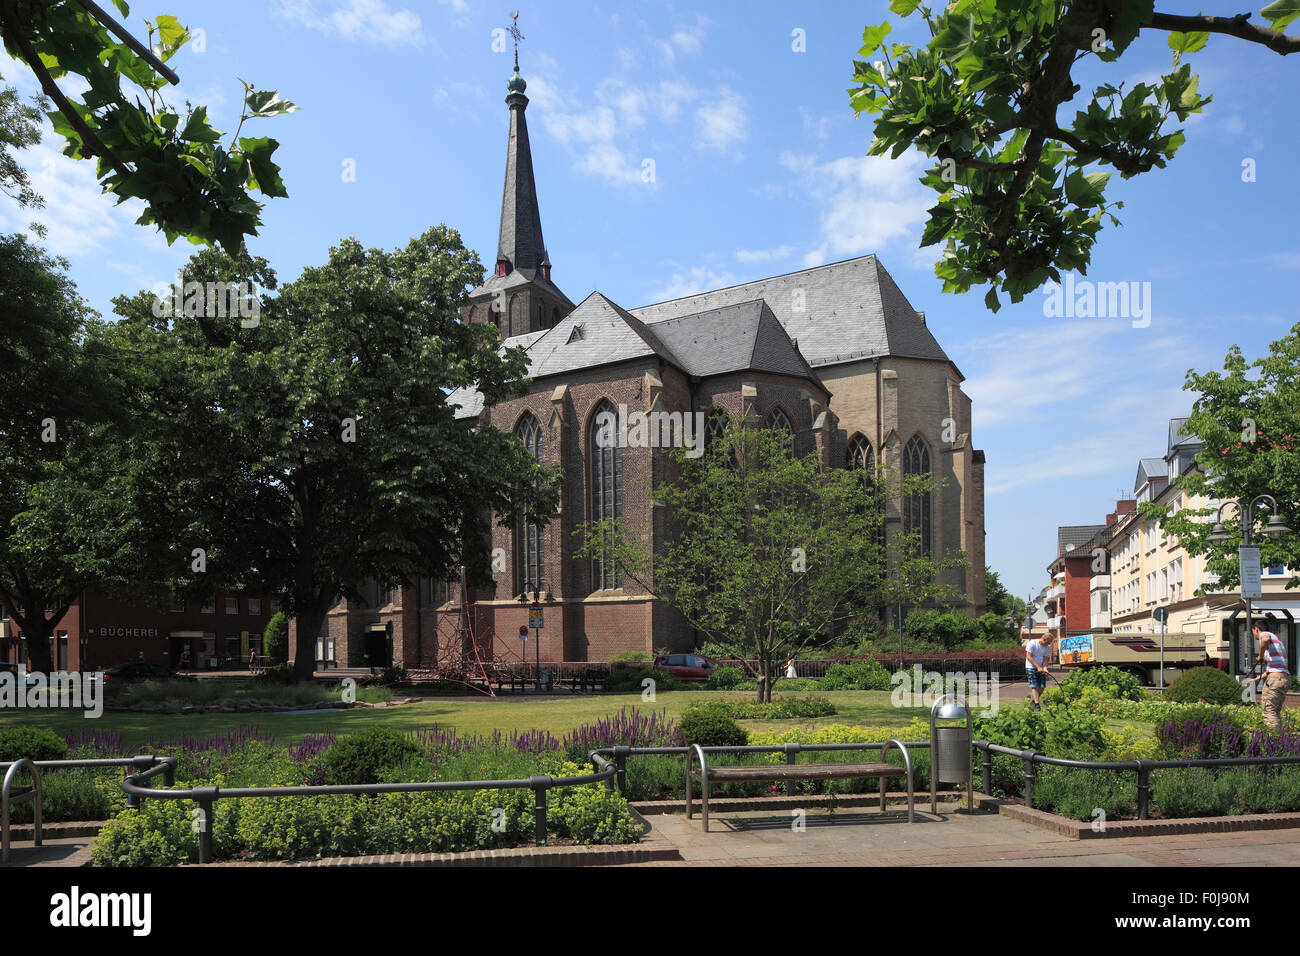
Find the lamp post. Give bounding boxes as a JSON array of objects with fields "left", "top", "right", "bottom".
[{"left": 1207, "top": 495, "right": 1292, "bottom": 677}]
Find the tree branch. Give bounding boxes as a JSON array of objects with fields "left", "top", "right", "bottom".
[{"left": 1150, "top": 11, "right": 1300, "bottom": 55}]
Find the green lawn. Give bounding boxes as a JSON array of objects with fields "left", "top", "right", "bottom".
[{"left": 0, "top": 689, "right": 931, "bottom": 748}]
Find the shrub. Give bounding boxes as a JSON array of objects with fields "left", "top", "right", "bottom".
[
  {"left": 819, "top": 659, "right": 892, "bottom": 691},
  {"left": 1150, "top": 768, "right": 1232, "bottom": 818},
  {"left": 1156, "top": 708, "right": 1248, "bottom": 759},
  {"left": 92, "top": 800, "right": 198, "bottom": 866},
  {"left": 0, "top": 726, "right": 67, "bottom": 762},
  {"left": 723, "top": 697, "right": 836, "bottom": 719},
  {"left": 705, "top": 666, "right": 746, "bottom": 690},
  {"left": 549, "top": 762, "right": 642, "bottom": 844},
  {"left": 252, "top": 661, "right": 296, "bottom": 685},
  {"left": 264, "top": 611, "right": 289, "bottom": 664},
  {"left": 1166, "top": 667, "right": 1243, "bottom": 706},
  {"left": 604, "top": 667, "right": 682, "bottom": 693},
  {"left": 561, "top": 707, "right": 682, "bottom": 762},
  {"left": 1059, "top": 665, "right": 1144, "bottom": 702},
  {"left": 609, "top": 650, "right": 653, "bottom": 663},
  {"left": 320, "top": 729, "right": 421, "bottom": 785},
  {"left": 1032, "top": 766, "right": 1137, "bottom": 821},
  {"left": 904, "top": 609, "right": 978, "bottom": 650},
  {"left": 679, "top": 703, "right": 748, "bottom": 747}
]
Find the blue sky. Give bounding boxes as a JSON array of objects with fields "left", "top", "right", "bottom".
[{"left": 2, "top": 1, "right": 1296, "bottom": 603}]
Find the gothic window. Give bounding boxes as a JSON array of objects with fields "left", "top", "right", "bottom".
[
  {"left": 902, "top": 435, "right": 932, "bottom": 556},
  {"left": 766, "top": 407, "right": 794, "bottom": 451},
  {"left": 846, "top": 434, "right": 874, "bottom": 471},
  {"left": 516, "top": 413, "right": 545, "bottom": 594},
  {"left": 589, "top": 400, "right": 623, "bottom": 590}
]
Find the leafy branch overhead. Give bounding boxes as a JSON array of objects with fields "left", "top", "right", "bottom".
[
  {"left": 850, "top": 0, "right": 1299, "bottom": 311},
  {"left": 0, "top": 0, "right": 297, "bottom": 253}
]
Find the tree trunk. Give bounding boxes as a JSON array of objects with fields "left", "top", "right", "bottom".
[
  {"left": 19, "top": 616, "right": 55, "bottom": 673},
  {"left": 292, "top": 603, "right": 326, "bottom": 682}
]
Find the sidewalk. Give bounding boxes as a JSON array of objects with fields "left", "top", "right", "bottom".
[{"left": 616, "top": 803, "right": 1300, "bottom": 866}]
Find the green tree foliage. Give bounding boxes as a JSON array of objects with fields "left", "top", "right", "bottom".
[
  {"left": 0, "top": 234, "right": 151, "bottom": 673},
  {"left": 107, "top": 229, "right": 560, "bottom": 679},
  {"left": 0, "top": 1, "right": 296, "bottom": 252},
  {"left": 985, "top": 567, "right": 1025, "bottom": 620},
  {"left": 850, "top": 1, "right": 1298, "bottom": 310},
  {"left": 264, "top": 611, "right": 289, "bottom": 664},
  {"left": 0, "top": 76, "right": 44, "bottom": 208},
  {"left": 577, "top": 412, "right": 965, "bottom": 701},
  {"left": 1151, "top": 326, "right": 1300, "bottom": 589}
]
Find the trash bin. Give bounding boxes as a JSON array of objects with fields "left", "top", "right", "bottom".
[{"left": 929, "top": 694, "right": 974, "bottom": 814}]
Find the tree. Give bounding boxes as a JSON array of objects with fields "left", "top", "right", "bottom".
[
  {"left": 985, "top": 566, "right": 1026, "bottom": 620},
  {"left": 264, "top": 611, "right": 289, "bottom": 664},
  {"left": 108, "top": 229, "right": 561, "bottom": 680},
  {"left": 0, "top": 1, "right": 296, "bottom": 252},
  {"left": 0, "top": 234, "right": 145, "bottom": 673},
  {"left": 577, "top": 413, "right": 965, "bottom": 701},
  {"left": 0, "top": 77, "right": 44, "bottom": 208},
  {"left": 1149, "top": 324, "right": 1300, "bottom": 589},
  {"left": 850, "top": 1, "right": 1298, "bottom": 310}
]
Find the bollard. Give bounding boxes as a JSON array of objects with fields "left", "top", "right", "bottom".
[
  {"left": 1136, "top": 760, "right": 1151, "bottom": 820},
  {"left": 529, "top": 776, "right": 550, "bottom": 846},
  {"left": 1022, "top": 751, "right": 1036, "bottom": 808},
  {"left": 191, "top": 785, "right": 218, "bottom": 864},
  {"left": 613, "top": 746, "right": 630, "bottom": 795},
  {"left": 981, "top": 747, "right": 993, "bottom": 796},
  {"left": 783, "top": 743, "right": 800, "bottom": 796}
]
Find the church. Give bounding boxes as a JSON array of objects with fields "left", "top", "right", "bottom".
[{"left": 315, "top": 58, "right": 986, "bottom": 670}]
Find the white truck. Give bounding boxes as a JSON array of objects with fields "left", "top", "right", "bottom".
[{"left": 1056, "top": 631, "right": 1207, "bottom": 686}]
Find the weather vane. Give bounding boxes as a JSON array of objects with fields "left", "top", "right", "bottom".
[{"left": 508, "top": 12, "right": 525, "bottom": 72}]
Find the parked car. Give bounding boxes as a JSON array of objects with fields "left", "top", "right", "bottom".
[
  {"left": 653, "top": 653, "right": 718, "bottom": 683},
  {"left": 100, "top": 660, "right": 194, "bottom": 683}
]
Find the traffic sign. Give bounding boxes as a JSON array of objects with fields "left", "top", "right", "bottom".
[
  {"left": 1152, "top": 607, "right": 1168, "bottom": 624},
  {"left": 1240, "top": 546, "right": 1263, "bottom": 599},
  {"left": 518, "top": 625, "right": 528, "bottom": 640},
  {"left": 528, "top": 605, "right": 544, "bottom": 629}
]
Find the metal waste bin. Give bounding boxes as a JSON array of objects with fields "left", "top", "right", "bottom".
[{"left": 930, "top": 694, "right": 973, "bottom": 814}]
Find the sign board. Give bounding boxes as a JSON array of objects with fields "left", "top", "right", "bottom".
[
  {"left": 528, "top": 605, "right": 544, "bottom": 630},
  {"left": 1240, "top": 545, "right": 1263, "bottom": 599},
  {"left": 518, "top": 625, "right": 528, "bottom": 641},
  {"left": 1152, "top": 607, "right": 1168, "bottom": 624},
  {"left": 1058, "top": 633, "right": 1094, "bottom": 665}
]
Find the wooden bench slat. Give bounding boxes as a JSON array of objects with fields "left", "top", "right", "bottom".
[{"left": 695, "top": 762, "right": 900, "bottom": 782}]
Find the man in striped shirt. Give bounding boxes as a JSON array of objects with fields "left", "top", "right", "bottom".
[{"left": 1253, "top": 623, "right": 1290, "bottom": 733}]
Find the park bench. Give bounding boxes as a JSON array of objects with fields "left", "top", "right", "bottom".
[{"left": 685, "top": 740, "right": 916, "bottom": 832}]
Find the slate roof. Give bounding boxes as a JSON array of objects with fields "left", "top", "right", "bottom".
[
  {"left": 1167, "top": 416, "right": 1199, "bottom": 453},
  {"left": 631, "top": 254, "right": 959, "bottom": 377},
  {"left": 497, "top": 87, "right": 547, "bottom": 274},
  {"left": 1134, "top": 458, "right": 1167, "bottom": 493},
  {"left": 1057, "top": 525, "right": 1106, "bottom": 557}
]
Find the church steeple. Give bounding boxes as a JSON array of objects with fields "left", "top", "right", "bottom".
[{"left": 496, "top": 67, "right": 550, "bottom": 280}]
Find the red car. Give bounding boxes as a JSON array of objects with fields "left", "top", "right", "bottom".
[{"left": 654, "top": 653, "right": 718, "bottom": 683}]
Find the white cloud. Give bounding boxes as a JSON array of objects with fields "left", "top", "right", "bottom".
[
  {"left": 735, "top": 245, "right": 794, "bottom": 264},
  {"left": 275, "top": 0, "right": 427, "bottom": 47},
  {"left": 648, "top": 266, "right": 735, "bottom": 303},
  {"left": 780, "top": 149, "right": 930, "bottom": 260},
  {"left": 694, "top": 88, "right": 747, "bottom": 154}
]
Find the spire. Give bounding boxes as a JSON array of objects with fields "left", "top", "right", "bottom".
[{"left": 496, "top": 16, "right": 549, "bottom": 279}]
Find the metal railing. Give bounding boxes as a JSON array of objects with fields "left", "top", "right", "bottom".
[
  {"left": 589, "top": 740, "right": 932, "bottom": 798},
  {"left": 972, "top": 741, "right": 1300, "bottom": 820},
  {"left": 120, "top": 757, "right": 618, "bottom": 863},
  {"left": 0, "top": 755, "right": 176, "bottom": 863}
]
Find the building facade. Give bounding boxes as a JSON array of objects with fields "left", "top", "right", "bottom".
[{"left": 302, "top": 59, "right": 987, "bottom": 668}]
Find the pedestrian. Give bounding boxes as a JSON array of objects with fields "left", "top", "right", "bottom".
[
  {"left": 249, "top": 647, "right": 257, "bottom": 674},
  {"left": 1252, "top": 622, "right": 1290, "bottom": 733},
  {"left": 1024, "top": 632, "right": 1054, "bottom": 710},
  {"left": 179, "top": 646, "right": 190, "bottom": 671},
  {"left": 785, "top": 658, "right": 797, "bottom": 679}
]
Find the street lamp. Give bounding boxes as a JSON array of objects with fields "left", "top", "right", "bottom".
[{"left": 1207, "top": 494, "right": 1293, "bottom": 676}]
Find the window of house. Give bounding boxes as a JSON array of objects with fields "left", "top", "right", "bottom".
[
  {"left": 224, "top": 596, "right": 239, "bottom": 615},
  {"left": 169, "top": 593, "right": 185, "bottom": 613},
  {"left": 590, "top": 400, "right": 623, "bottom": 590},
  {"left": 200, "top": 598, "right": 215, "bottom": 615},
  {"left": 247, "top": 597, "right": 262, "bottom": 616},
  {"left": 845, "top": 434, "right": 874, "bottom": 471}
]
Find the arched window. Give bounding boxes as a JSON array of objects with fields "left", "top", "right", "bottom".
[
  {"left": 845, "top": 434, "right": 874, "bottom": 471},
  {"left": 589, "top": 400, "right": 623, "bottom": 590},
  {"left": 902, "top": 435, "right": 932, "bottom": 555},
  {"left": 766, "top": 407, "right": 794, "bottom": 451},
  {"left": 516, "top": 414, "right": 544, "bottom": 594}
]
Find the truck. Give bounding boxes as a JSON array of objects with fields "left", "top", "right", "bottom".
[{"left": 1057, "top": 631, "right": 1208, "bottom": 686}]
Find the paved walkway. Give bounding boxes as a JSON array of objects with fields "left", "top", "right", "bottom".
[
  {"left": 0, "top": 837, "right": 94, "bottom": 868},
  {"left": 619, "top": 804, "right": 1300, "bottom": 866}
]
